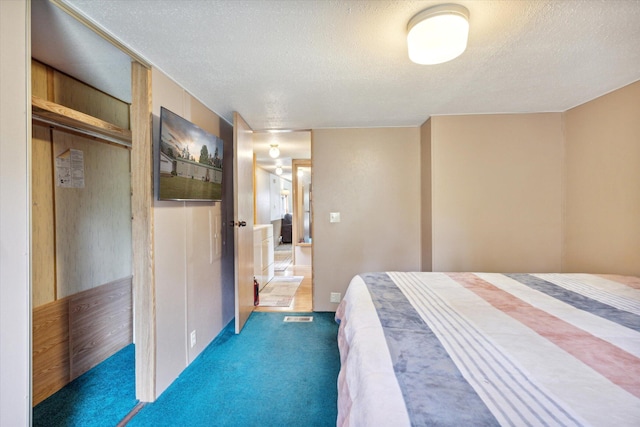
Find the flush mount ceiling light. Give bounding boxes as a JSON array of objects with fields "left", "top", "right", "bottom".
[
  {"left": 407, "top": 4, "right": 470, "bottom": 65},
  {"left": 269, "top": 144, "right": 280, "bottom": 158},
  {"left": 275, "top": 166, "right": 283, "bottom": 176}
]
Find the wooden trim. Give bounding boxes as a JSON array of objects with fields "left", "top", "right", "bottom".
[
  {"left": 32, "top": 96, "right": 132, "bottom": 146},
  {"left": 130, "top": 62, "right": 156, "bottom": 402}
]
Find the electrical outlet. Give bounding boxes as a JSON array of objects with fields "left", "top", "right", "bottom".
[
  {"left": 190, "top": 330, "right": 197, "bottom": 348},
  {"left": 330, "top": 292, "right": 341, "bottom": 303}
]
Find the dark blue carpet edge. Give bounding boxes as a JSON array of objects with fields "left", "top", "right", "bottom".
[
  {"left": 33, "top": 343, "right": 137, "bottom": 427},
  {"left": 129, "top": 312, "right": 340, "bottom": 427}
]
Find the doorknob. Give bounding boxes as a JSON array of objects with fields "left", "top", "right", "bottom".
[{"left": 229, "top": 220, "right": 247, "bottom": 227}]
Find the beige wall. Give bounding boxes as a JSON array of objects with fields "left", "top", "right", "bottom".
[
  {"left": 312, "top": 127, "right": 421, "bottom": 311},
  {"left": 0, "top": 0, "right": 30, "bottom": 424},
  {"left": 52, "top": 130, "right": 132, "bottom": 298},
  {"left": 563, "top": 81, "right": 640, "bottom": 276},
  {"left": 430, "top": 114, "right": 564, "bottom": 272},
  {"left": 152, "top": 69, "right": 230, "bottom": 397},
  {"left": 420, "top": 118, "right": 432, "bottom": 271}
]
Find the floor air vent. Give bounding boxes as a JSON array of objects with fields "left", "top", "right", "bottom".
[{"left": 284, "top": 316, "right": 313, "bottom": 322}]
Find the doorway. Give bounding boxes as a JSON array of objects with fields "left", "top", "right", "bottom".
[
  {"left": 257, "top": 162, "right": 313, "bottom": 312},
  {"left": 252, "top": 132, "right": 312, "bottom": 312}
]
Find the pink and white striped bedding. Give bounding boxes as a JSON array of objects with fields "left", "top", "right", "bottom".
[{"left": 335, "top": 272, "right": 640, "bottom": 426}]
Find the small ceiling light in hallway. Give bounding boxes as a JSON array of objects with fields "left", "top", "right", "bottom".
[
  {"left": 407, "top": 4, "right": 470, "bottom": 65},
  {"left": 269, "top": 144, "right": 280, "bottom": 158}
]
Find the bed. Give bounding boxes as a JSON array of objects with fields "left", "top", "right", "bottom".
[{"left": 335, "top": 272, "right": 640, "bottom": 426}]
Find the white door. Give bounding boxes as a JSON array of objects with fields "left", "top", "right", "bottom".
[{"left": 233, "top": 112, "right": 254, "bottom": 333}]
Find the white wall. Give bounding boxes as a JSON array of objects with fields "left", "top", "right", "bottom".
[
  {"left": 255, "top": 167, "right": 291, "bottom": 225},
  {"left": 255, "top": 166, "right": 271, "bottom": 225},
  {"left": 270, "top": 173, "right": 291, "bottom": 221},
  {"left": 255, "top": 167, "right": 291, "bottom": 247},
  {"left": 152, "top": 69, "right": 230, "bottom": 397},
  {"left": 0, "top": 0, "right": 30, "bottom": 424},
  {"left": 312, "top": 128, "right": 421, "bottom": 311}
]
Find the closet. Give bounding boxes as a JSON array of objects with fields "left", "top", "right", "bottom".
[{"left": 31, "top": 59, "right": 133, "bottom": 405}]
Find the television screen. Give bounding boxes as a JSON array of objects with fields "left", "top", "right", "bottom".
[{"left": 158, "top": 106, "right": 224, "bottom": 201}]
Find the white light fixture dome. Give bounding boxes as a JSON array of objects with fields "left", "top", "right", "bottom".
[
  {"left": 275, "top": 166, "right": 283, "bottom": 175},
  {"left": 269, "top": 144, "right": 280, "bottom": 158},
  {"left": 407, "top": 4, "right": 469, "bottom": 65}
]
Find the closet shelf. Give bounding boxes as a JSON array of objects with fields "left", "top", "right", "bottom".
[{"left": 32, "top": 96, "right": 132, "bottom": 146}]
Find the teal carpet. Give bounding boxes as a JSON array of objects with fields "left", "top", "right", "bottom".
[
  {"left": 33, "top": 344, "right": 137, "bottom": 427},
  {"left": 129, "top": 312, "right": 340, "bottom": 426}
]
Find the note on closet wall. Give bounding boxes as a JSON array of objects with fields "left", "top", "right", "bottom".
[{"left": 55, "top": 148, "right": 85, "bottom": 188}]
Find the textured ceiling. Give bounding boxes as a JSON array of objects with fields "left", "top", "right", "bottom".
[{"left": 45, "top": 0, "right": 640, "bottom": 132}]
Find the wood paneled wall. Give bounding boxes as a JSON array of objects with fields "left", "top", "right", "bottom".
[
  {"left": 69, "top": 277, "right": 133, "bottom": 380},
  {"left": 32, "top": 298, "right": 69, "bottom": 406},
  {"left": 32, "top": 124, "right": 56, "bottom": 307},
  {"left": 31, "top": 59, "right": 130, "bottom": 130},
  {"left": 32, "top": 277, "right": 132, "bottom": 405},
  {"left": 31, "top": 59, "right": 53, "bottom": 100}
]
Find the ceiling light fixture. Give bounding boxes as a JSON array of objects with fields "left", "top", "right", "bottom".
[
  {"left": 269, "top": 144, "right": 280, "bottom": 158},
  {"left": 275, "top": 166, "right": 283, "bottom": 176},
  {"left": 407, "top": 4, "right": 469, "bottom": 65}
]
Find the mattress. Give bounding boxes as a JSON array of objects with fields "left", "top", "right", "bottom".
[{"left": 335, "top": 272, "right": 640, "bottom": 426}]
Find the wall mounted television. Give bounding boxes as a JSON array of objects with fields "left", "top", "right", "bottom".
[{"left": 158, "top": 107, "right": 224, "bottom": 202}]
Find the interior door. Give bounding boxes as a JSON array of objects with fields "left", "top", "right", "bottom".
[{"left": 233, "top": 112, "right": 255, "bottom": 333}]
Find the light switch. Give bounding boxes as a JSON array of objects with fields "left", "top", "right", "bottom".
[{"left": 329, "top": 212, "right": 341, "bottom": 223}]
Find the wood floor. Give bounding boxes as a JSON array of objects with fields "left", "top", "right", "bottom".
[{"left": 254, "top": 260, "right": 313, "bottom": 313}]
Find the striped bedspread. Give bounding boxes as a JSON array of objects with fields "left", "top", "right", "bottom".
[{"left": 335, "top": 272, "right": 640, "bottom": 426}]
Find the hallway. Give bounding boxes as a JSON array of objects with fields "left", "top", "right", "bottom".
[{"left": 254, "top": 260, "right": 312, "bottom": 313}]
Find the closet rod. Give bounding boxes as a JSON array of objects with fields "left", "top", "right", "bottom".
[{"left": 32, "top": 115, "right": 132, "bottom": 149}]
